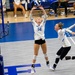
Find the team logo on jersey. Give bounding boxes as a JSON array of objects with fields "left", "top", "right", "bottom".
[{"left": 38, "top": 27, "right": 42, "bottom": 31}]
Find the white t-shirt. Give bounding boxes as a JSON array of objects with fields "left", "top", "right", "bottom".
[
  {"left": 14, "top": 0, "right": 20, "bottom": 5},
  {"left": 30, "top": 14, "right": 47, "bottom": 40},
  {"left": 57, "top": 28, "right": 72, "bottom": 47}
]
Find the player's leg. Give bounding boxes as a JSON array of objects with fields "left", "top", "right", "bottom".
[
  {"left": 41, "top": 41, "right": 50, "bottom": 68},
  {"left": 50, "top": 46, "right": 71, "bottom": 71},
  {"left": 61, "top": 2, "right": 68, "bottom": 17},
  {"left": 60, "top": 46, "right": 71, "bottom": 60},
  {"left": 73, "top": 2, "right": 75, "bottom": 15},
  {"left": 31, "top": 43, "right": 40, "bottom": 73},
  {"left": 18, "top": 4, "right": 27, "bottom": 17},
  {"left": 13, "top": 2, "right": 18, "bottom": 17},
  {"left": 50, "top": 47, "right": 63, "bottom": 70}
]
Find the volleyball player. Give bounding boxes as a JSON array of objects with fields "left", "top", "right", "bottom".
[
  {"left": 30, "top": 6, "right": 50, "bottom": 73},
  {"left": 50, "top": 22, "right": 75, "bottom": 71}
]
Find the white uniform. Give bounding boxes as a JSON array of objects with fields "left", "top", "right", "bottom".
[
  {"left": 14, "top": 0, "right": 20, "bottom": 5},
  {"left": 58, "top": 29, "right": 71, "bottom": 47},
  {"left": 30, "top": 14, "right": 47, "bottom": 40},
  {"left": 57, "top": 24, "right": 75, "bottom": 47}
]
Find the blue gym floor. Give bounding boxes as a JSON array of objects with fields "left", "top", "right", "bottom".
[{"left": 0, "top": 18, "right": 75, "bottom": 43}]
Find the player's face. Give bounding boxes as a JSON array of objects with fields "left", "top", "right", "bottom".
[
  {"left": 54, "top": 24, "right": 60, "bottom": 31},
  {"left": 36, "top": 17, "right": 42, "bottom": 25}
]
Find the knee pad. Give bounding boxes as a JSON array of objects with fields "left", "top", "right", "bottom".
[
  {"left": 56, "top": 55, "right": 60, "bottom": 58},
  {"left": 33, "top": 55, "right": 37, "bottom": 60},
  {"left": 55, "top": 55, "right": 60, "bottom": 64},
  {"left": 44, "top": 54, "right": 48, "bottom": 58}
]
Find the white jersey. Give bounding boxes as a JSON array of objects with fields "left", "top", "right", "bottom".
[
  {"left": 30, "top": 14, "right": 47, "bottom": 40},
  {"left": 14, "top": 0, "right": 20, "bottom": 5},
  {"left": 57, "top": 28, "right": 73, "bottom": 47}
]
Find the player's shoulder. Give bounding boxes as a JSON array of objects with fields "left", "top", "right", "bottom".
[
  {"left": 62, "top": 28, "right": 66, "bottom": 31},
  {"left": 58, "top": 28, "right": 65, "bottom": 33}
]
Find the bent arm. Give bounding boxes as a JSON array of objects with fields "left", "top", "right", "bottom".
[
  {"left": 30, "top": 13, "right": 34, "bottom": 22},
  {"left": 66, "top": 29, "right": 75, "bottom": 35},
  {"left": 66, "top": 24, "right": 75, "bottom": 35},
  {"left": 42, "top": 14, "right": 47, "bottom": 23},
  {"left": 30, "top": 7, "right": 36, "bottom": 22}
]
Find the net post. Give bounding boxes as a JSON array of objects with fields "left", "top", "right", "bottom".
[{"left": 1, "top": 0, "right": 5, "bottom": 33}]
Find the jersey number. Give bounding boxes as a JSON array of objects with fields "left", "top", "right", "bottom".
[{"left": 38, "top": 27, "right": 42, "bottom": 31}]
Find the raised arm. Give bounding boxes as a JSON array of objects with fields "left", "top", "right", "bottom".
[
  {"left": 30, "top": 7, "right": 37, "bottom": 21},
  {"left": 67, "top": 24, "right": 75, "bottom": 30},
  {"left": 39, "top": 6, "right": 47, "bottom": 15},
  {"left": 39, "top": 6, "right": 48, "bottom": 23},
  {"left": 66, "top": 24, "right": 75, "bottom": 35}
]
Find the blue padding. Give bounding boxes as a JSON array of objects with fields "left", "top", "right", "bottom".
[
  {"left": 0, "top": 18, "right": 75, "bottom": 42},
  {"left": 0, "top": 6, "right": 1, "bottom": 9},
  {"left": 0, "top": 55, "right": 4, "bottom": 75},
  {"left": 0, "top": 2, "right": 2, "bottom": 9},
  {"left": 0, "top": 0, "right": 2, "bottom": 9}
]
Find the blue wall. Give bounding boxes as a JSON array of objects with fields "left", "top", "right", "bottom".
[{"left": 0, "top": 18, "right": 75, "bottom": 43}]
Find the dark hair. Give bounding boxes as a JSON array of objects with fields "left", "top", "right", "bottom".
[{"left": 58, "top": 22, "right": 64, "bottom": 29}]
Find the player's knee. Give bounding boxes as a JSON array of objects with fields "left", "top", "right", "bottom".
[
  {"left": 44, "top": 53, "right": 48, "bottom": 58},
  {"left": 33, "top": 55, "right": 37, "bottom": 60},
  {"left": 56, "top": 55, "right": 60, "bottom": 58}
]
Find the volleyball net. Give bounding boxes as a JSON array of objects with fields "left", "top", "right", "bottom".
[{"left": 0, "top": 0, "right": 9, "bottom": 39}]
